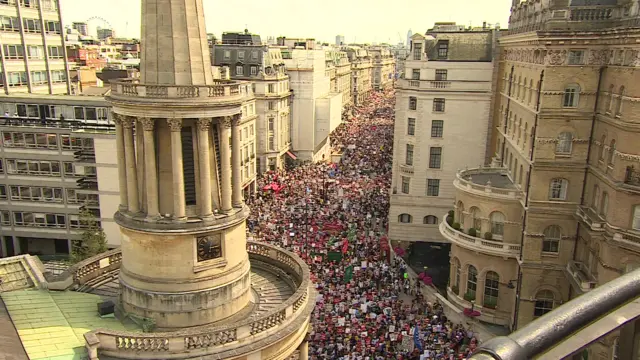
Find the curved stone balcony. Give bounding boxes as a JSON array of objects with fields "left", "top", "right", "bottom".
[
  {"left": 454, "top": 167, "right": 523, "bottom": 201},
  {"left": 108, "top": 79, "right": 253, "bottom": 106},
  {"left": 50, "top": 242, "right": 314, "bottom": 360},
  {"left": 439, "top": 215, "right": 521, "bottom": 259}
]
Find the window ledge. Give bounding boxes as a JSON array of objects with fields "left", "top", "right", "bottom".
[
  {"left": 193, "top": 258, "right": 227, "bottom": 273},
  {"left": 555, "top": 153, "right": 572, "bottom": 158},
  {"left": 541, "top": 252, "right": 559, "bottom": 258}
]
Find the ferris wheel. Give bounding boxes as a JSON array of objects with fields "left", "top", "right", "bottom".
[{"left": 85, "top": 16, "right": 113, "bottom": 37}]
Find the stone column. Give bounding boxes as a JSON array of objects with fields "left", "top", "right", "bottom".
[
  {"left": 168, "top": 118, "right": 186, "bottom": 220},
  {"left": 141, "top": 118, "right": 159, "bottom": 218},
  {"left": 197, "top": 118, "right": 213, "bottom": 219},
  {"left": 122, "top": 117, "right": 139, "bottom": 213},
  {"left": 113, "top": 114, "right": 128, "bottom": 211},
  {"left": 219, "top": 117, "right": 232, "bottom": 213},
  {"left": 231, "top": 115, "right": 243, "bottom": 207},
  {"left": 299, "top": 341, "right": 309, "bottom": 360}
]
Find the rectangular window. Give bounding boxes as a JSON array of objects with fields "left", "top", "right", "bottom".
[
  {"left": 50, "top": 70, "right": 66, "bottom": 83},
  {"left": 435, "top": 69, "right": 448, "bottom": 81},
  {"left": 181, "top": 128, "right": 197, "bottom": 205},
  {"left": 409, "top": 97, "right": 417, "bottom": 110},
  {"left": 412, "top": 69, "right": 420, "bottom": 80},
  {"left": 427, "top": 179, "right": 440, "bottom": 196},
  {"left": 268, "top": 84, "right": 275, "bottom": 93},
  {"left": 401, "top": 176, "right": 410, "bottom": 194},
  {"left": 27, "top": 45, "right": 44, "bottom": 59},
  {"left": 3, "top": 44, "right": 24, "bottom": 59},
  {"left": 267, "top": 118, "right": 275, "bottom": 151},
  {"left": 251, "top": 51, "right": 258, "bottom": 60},
  {"left": 47, "top": 45, "right": 64, "bottom": 59},
  {"left": 563, "top": 87, "right": 579, "bottom": 107},
  {"left": 412, "top": 43, "right": 422, "bottom": 61},
  {"left": 6, "top": 159, "right": 60, "bottom": 176},
  {"left": 268, "top": 101, "right": 274, "bottom": 110},
  {"left": 238, "top": 51, "right": 245, "bottom": 60},
  {"left": 431, "top": 120, "right": 444, "bottom": 138},
  {"left": 13, "top": 212, "right": 66, "bottom": 228},
  {"left": 568, "top": 50, "right": 585, "bottom": 65},
  {"left": 236, "top": 65, "right": 244, "bottom": 75},
  {"left": 22, "top": 18, "right": 41, "bottom": 33},
  {"left": 224, "top": 50, "right": 230, "bottom": 60},
  {"left": 429, "top": 147, "right": 442, "bottom": 169},
  {"left": 405, "top": 144, "right": 414, "bottom": 166},
  {"left": 30, "top": 70, "right": 47, "bottom": 85},
  {"left": 250, "top": 66, "right": 257, "bottom": 75},
  {"left": 0, "top": 184, "right": 6, "bottom": 200},
  {"left": 8, "top": 72, "right": 27, "bottom": 87},
  {"left": 433, "top": 98, "right": 445, "bottom": 112},
  {"left": 407, "top": 118, "right": 415, "bottom": 136},
  {"left": 437, "top": 41, "right": 449, "bottom": 59},
  {"left": 0, "top": 16, "right": 21, "bottom": 32}
]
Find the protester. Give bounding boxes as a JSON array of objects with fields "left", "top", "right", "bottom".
[{"left": 247, "top": 89, "right": 478, "bottom": 359}]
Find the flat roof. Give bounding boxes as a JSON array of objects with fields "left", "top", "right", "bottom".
[{"left": 463, "top": 172, "right": 516, "bottom": 189}]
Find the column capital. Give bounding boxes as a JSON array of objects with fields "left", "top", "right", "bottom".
[
  {"left": 196, "top": 118, "right": 212, "bottom": 131},
  {"left": 221, "top": 117, "right": 233, "bottom": 129},
  {"left": 121, "top": 116, "right": 135, "bottom": 129},
  {"left": 167, "top": 118, "right": 183, "bottom": 132},
  {"left": 140, "top": 117, "right": 155, "bottom": 131},
  {"left": 112, "top": 113, "right": 125, "bottom": 125},
  {"left": 232, "top": 114, "right": 242, "bottom": 126}
]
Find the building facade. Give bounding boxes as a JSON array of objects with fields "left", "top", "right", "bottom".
[
  {"left": 326, "top": 49, "right": 352, "bottom": 107},
  {"left": 0, "top": 95, "right": 119, "bottom": 258},
  {"left": 441, "top": 2, "right": 640, "bottom": 359},
  {"left": 0, "top": 0, "right": 71, "bottom": 94},
  {"left": 283, "top": 48, "right": 341, "bottom": 162},
  {"left": 212, "top": 41, "right": 290, "bottom": 174},
  {"left": 389, "top": 29, "right": 497, "bottom": 248},
  {"left": 369, "top": 46, "right": 396, "bottom": 91},
  {"left": 343, "top": 46, "right": 373, "bottom": 105}
]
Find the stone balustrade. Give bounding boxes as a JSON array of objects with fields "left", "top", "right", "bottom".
[
  {"left": 398, "top": 79, "right": 490, "bottom": 92},
  {"left": 440, "top": 216, "right": 521, "bottom": 258},
  {"left": 73, "top": 241, "right": 312, "bottom": 359},
  {"left": 576, "top": 205, "right": 606, "bottom": 231},
  {"left": 109, "top": 79, "right": 252, "bottom": 102},
  {"left": 454, "top": 167, "right": 523, "bottom": 200}
]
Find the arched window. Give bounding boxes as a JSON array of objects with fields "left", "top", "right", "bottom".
[
  {"left": 563, "top": 84, "right": 580, "bottom": 107},
  {"left": 470, "top": 207, "right": 481, "bottom": 230},
  {"left": 398, "top": 214, "right": 412, "bottom": 223},
  {"left": 592, "top": 184, "right": 600, "bottom": 211},
  {"left": 528, "top": 79, "right": 534, "bottom": 104},
  {"left": 424, "top": 215, "right": 438, "bottom": 224},
  {"left": 600, "top": 135, "right": 607, "bottom": 161},
  {"left": 453, "top": 258, "right": 461, "bottom": 290},
  {"left": 612, "top": 337, "right": 619, "bottom": 360},
  {"left": 456, "top": 200, "right": 464, "bottom": 226},
  {"left": 523, "top": 122, "right": 529, "bottom": 147},
  {"left": 632, "top": 205, "right": 640, "bottom": 231},
  {"left": 467, "top": 265, "right": 478, "bottom": 298},
  {"left": 600, "top": 192, "right": 609, "bottom": 218},
  {"left": 606, "top": 84, "right": 614, "bottom": 112},
  {"left": 534, "top": 290, "right": 555, "bottom": 317},
  {"left": 516, "top": 75, "right": 521, "bottom": 99},
  {"left": 523, "top": 77, "right": 528, "bottom": 102},
  {"left": 484, "top": 271, "right": 499, "bottom": 306},
  {"left": 543, "top": 225, "right": 561, "bottom": 253},
  {"left": 616, "top": 85, "right": 625, "bottom": 114},
  {"left": 519, "top": 165, "right": 524, "bottom": 185},
  {"left": 549, "top": 178, "right": 568, "bottom": 200},
  {"left": 490, "top": 211, "right": 505, "bottom": 237},
  {"left": 608, "top": 139, "right": 616, "bottom": 166},
  {"left": 556, "top": 132, "right": 573, "bottom": 154}
]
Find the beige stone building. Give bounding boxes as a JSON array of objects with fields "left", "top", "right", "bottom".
[
  {"left": 343, "top": 46, "right": 373, "bottom": 105},
  {"left": 0, "top": 0, "right": 71, "bottom": 94},
  {"left": 369, "top": 46, "right": 396, "bottom": 91},
  {"left": 326, "top": 49, "right": 352, "bottom": 107},
  {"left": 441, "top": 2, "right": 640, "bottom": 358},
  {"left": 389, "top": 28, "right": 498, "bottom": 247}
]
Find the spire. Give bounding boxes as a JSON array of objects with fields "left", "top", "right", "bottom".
[{"left": 140, "top": 0, "right": 213, "bottom": 85}]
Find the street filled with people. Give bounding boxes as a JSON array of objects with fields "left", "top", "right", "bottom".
[{"left": 247, "top": 89, "right": 479, "bottom": 359}]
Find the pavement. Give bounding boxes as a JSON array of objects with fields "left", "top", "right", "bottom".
[{"left": 1, "top": 289, "right": 139, "bottom": 360}]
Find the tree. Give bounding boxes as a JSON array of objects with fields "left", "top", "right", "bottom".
[{"left": 71, "top": 206, "right": 108, "bottom": 263}]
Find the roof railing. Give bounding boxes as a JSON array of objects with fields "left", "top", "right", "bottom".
[{"left": 470, "top": 267, "right": 640, "bottom": 359}]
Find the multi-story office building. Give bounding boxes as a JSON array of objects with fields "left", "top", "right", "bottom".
[
  {"left": 439, "top": 2, "right": 640, "bottom": 357},
  {"left": 283, "top": 48, "right": 342, "bottom": 162},
  {"left": 389, "top": 28, "right": 498, "bottom": 250},
  {"left": 343, "top": 46, "right": 373, "bottom": 105},
  {"left": 95, "top": 27, "right": 114, "bottom": 40},
  {"left": 0, "top": 0, "right": 71, "bottom": 94},
  {"left": 336, "top": 34, "right": 345, "bottom": 46},
  {"left": 0, "top": 95, "right": 120, "bottom": 258},
  {"left": 71, "top": 21, "right": 87, "bottom": 36},
  {"left": 326, "top": 49, "right": 352, "bottom": 107},
  {"left": 212, "top": 37, "right": 290, "bottom": 174},
  {"left": 369, "top": 46, "right": 396, "bottom": 91}
]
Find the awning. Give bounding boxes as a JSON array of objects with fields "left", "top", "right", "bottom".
[{"left": 285, "top": 151, "right": 297, "bottom": 160}]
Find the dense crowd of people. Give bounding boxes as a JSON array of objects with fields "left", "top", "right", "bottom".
[{"left": 247, "top": 89, "right": 479, "bottom": 359}]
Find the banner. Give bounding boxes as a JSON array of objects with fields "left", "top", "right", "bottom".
[
  {"left": 343, "top": 265, "right": 354, "bottom": 283},
  {"left": 328, "top": 251, "right": 342, "bottom": 262}
]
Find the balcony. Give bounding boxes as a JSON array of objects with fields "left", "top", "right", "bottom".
[
  {"left": 439, "top": 215, "right": 521, "bottom": 259},
  {"left": 109, "top": 79, "right": 253, "bottom": 105},
  {"left": 565, "top": 260, "right": 597, "bottom": 295},
  {"left": 575, "top": 205, "right": 605, "bottom": 232},
  {"left": 397, "top": 79, "right": 490, "bottom": 92},
  {"left": 399, "top": 164, "right": 414, "bottom": 175},
  {"left": 624, "top": 166, "right": 640, "bottom": 193},
  {"left": 611, "top": 229, "right": 640, "bottom": 248},
  {"left": 454, "top": 167, "right": 522, "bottom": 200}
]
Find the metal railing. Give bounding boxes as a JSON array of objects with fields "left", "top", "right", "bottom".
[
  {"left": 0, "top": 117, "right": 115, "bottom": 132},
  {"left": 470, "top": 267, "right": 640, "bottom": 359}
]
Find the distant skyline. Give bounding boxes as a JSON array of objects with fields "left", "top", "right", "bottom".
[{"left": 60, "top": 0, "right": 511, "bottom": 43}]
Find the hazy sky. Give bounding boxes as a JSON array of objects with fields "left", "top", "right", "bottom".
[{"left": 60, "top": 0, "right": 511, "bottom": 43}]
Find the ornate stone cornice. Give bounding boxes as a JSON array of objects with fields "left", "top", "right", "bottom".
[
  {"left": 197, "top": 118, "right": 212, "bottom": 131},
  {"left": 139, "top": 117, "right": 155, "bottom": 131},
  {"left": 592, "top": 140, "right": 640, "bottom": 162},
  {"left": 167, "top": 118, "right": 183, "bottom": 132}
]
